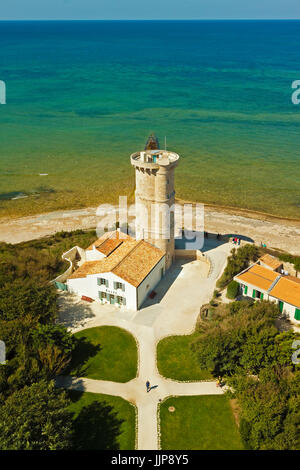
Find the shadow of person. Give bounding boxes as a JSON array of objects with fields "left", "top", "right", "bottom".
[
  {"left": 72, "top": 401, "right": 124, "bottom": 450},
  {"left": 149, "top": 385, "right": 158, "bottom": 391}
]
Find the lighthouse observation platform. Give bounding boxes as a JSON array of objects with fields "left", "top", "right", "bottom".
[{"left": 131, "top": 150, "right": 179, "bottom": 169}]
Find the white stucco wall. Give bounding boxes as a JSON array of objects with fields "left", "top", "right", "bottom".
[
  {"left": 259, "top": 261, "right": 283, "bottom": 273},
  {"left": 86, "top": 246, "right": 106, "bottom": 262},
  {"left": 67, "top": 271, "right": 137, "bottom": 310},
  {"left": 53, "top": 245, "right": 86, "bottom": 284},
  {"left": 67, "top": 255, "right": 166, "bottom": 311},
  {"left": 268, "top": 295, "right": 300, "bottom": 324},
  {"left": 235, "top": 279, "right": 300, "bottom": 324},
  {"left": 236, "top": 280, "right": 267, "bottom": 299},
  {"left": 137, "top": 256, "right": 165, "bottom": 309}
]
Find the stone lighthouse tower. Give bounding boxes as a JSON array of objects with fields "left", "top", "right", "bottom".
[{"left": 130, "top": 136, "right": 179, "bottom": 270}]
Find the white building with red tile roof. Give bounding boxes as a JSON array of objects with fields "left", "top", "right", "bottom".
[{"left": 66, "top": 230, "right": 165, "bottom": 310}]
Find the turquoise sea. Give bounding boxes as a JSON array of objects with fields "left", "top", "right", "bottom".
[{"left": 0, "top": 20, "right": 299, "bottom": 218}]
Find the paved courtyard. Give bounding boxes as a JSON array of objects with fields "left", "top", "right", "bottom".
[{"left": 57, "top": 240, "right": 231, "bottom": 450}]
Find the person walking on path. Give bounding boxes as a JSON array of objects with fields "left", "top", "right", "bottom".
[{"left": 146, "top": 380, "right": 150, "bottom": 392}]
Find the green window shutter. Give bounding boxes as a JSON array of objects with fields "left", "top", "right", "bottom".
[
  {"left": 244, "top": 285, "right": 248, "bottom": 295},
  {"left": 106, "top": 279, "right": 109, "bottom": 288},
  {"left": 122, "top": 296, "right": 126, "bottom": 306},
  {"left": 113, "top": 281, "right": 117, "bottom": 290},
  {"left": 122, "top": 283, "right": 125, "bottom": 292},
  {"left": 55, "top": 281, "right": 67, "bottom": 291},
  {"left": 260, "top": 292, "right": 264, "bottom": 300},
  {"left": 295, "top": 308, "right": 300, "bottom": 321},
  {"left": 252, "top": 289, "right": 256, "bottom": 298},
  {"left": 279, "top": 301, "right": 284, "bottom": 313},
  {"left": 106, "top": 293, "right": 110, "bottom": 301},
  {"left": 97, "top": 278, "right": 100, "bottom": 286}
]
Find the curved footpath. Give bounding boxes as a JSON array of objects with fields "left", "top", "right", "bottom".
[{"left": 56, "top": 242, "right": 231, "bottom": 450}]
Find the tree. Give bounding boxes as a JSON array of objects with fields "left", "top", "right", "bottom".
[
  {"left": 32, "top": 324, "right": 75, "bottom": 356},
  {"left": 0, "top": 381, "right": 73, "bottom": 450},
  {"left": 192, "top": 300, "right": 283, "bottom": 376},
  {"left": 217, "top": 244, "right": 259, "bottom": 288},
  {"left": 228, "top": 368, "right": 300, "bottom": 450},
  {"left": 31, "top": 324, "right": 76, "bottom": 377},
  {"left": 294, "top": 258, "right": 300, "bottom": 275},
  {"left": 0, "top": 280, "right": 58, "bottom": 323}
]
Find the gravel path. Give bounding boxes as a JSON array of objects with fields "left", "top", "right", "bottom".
[{"left": 56, "top": 243, "right": 230, "bottom": 450}]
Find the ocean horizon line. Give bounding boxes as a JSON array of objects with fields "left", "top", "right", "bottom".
[{"left": 1, "top": 18, "right": 300, "bottom": 22}]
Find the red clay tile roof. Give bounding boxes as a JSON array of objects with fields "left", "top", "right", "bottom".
[
  {"left": 270, "top": 276, "right": 300, "bottom": 308},
  {"left": 86, "top": 230, "right": 131, "bottom": 256},
  {"left": 235, "top": 264, "right": 279, "bottom": 292},
  {"left": 69, "top": 231, "right": 165, "bottom": 287},
  {"left": 285, "top": 275, "right": 300, "bottom": 285},
  {"left": 236, "top": 264, "right": 300, "bottom": 308},
  {"left": 258, "top": 254, "right": 282, "bottom": 271}
]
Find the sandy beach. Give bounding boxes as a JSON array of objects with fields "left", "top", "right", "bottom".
[{"left": 0, "top": 203, "right": 299, "bottom": 256}]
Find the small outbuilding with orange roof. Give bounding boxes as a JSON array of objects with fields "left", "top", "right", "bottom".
[{"left": 234, "top": 262, "right": 300, "bottom": 324}]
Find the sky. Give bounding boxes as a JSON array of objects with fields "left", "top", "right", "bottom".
[{"left": 0, "top": 0, "right": 300, "bottom": 20}]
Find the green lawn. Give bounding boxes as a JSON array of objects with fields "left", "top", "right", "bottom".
[
  {"left": 160, "top": 395, "right": 244, "bottom": 450},
  {"left": 157, "top": 334, "right": 212, "bottom": 381},
  {"left": 68, "top": 326, "right": 138, "bottom": 382},
  {"left": 68, "top": 390, "right": 136, "bottom": 450}
]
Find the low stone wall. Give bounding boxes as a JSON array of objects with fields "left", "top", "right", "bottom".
[
  {"left": 282, "top": 261, "right": 298, "bottom": 277},
  {"left": 175, "top": 249, "right": 211, "bottom": 274},
  {"left": 175, "top": 249, "right": 197, "bottom": 260},
  {"left": 52, "top": 245, "right": 84, "bottom": 284}
]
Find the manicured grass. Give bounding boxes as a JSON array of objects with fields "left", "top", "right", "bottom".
[
  {"left": 68, "top": 390, "right": 136, "bottom": 450},
  {"left": 69, "top": 326, "right": 138, "bottom": 382},
  {"left": 157, "top": 334, "right": 212, "bottom": 381},
  {"left": 160, "top": 395, "right": 244, "bottom": 450}
]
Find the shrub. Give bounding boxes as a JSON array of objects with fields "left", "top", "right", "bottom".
[
  {"left": 228, "top": 368, "right": 300, "bottom": 450},
  {"left": 274, "top": 252, "right": 300, "bottom": 273},
  {"left": 213, "top": 289, "right": 221, "bottom": 299},
  {"left": 0, "top": 381, "right": 73, "bottom": 450},
  {"left": 192, "top": 300, "right": 283, "bottom": 376},
  {"left": 226, "top": 281, "right": 239, "bottom": 299},
  {"left": 217, "top": 244, "right": 259, "bottom": 288}
]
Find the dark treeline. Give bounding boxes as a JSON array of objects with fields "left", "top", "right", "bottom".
[
  {"left": 0, "top": 230, "right": 108, "bottom": 450},
  {"left": 192, "top": 300, "right": 300, "bottom": 450}
]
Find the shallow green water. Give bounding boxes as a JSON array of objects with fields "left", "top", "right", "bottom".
[{"left": 0, "top": 20, "right": 299, "bottom": 218}]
